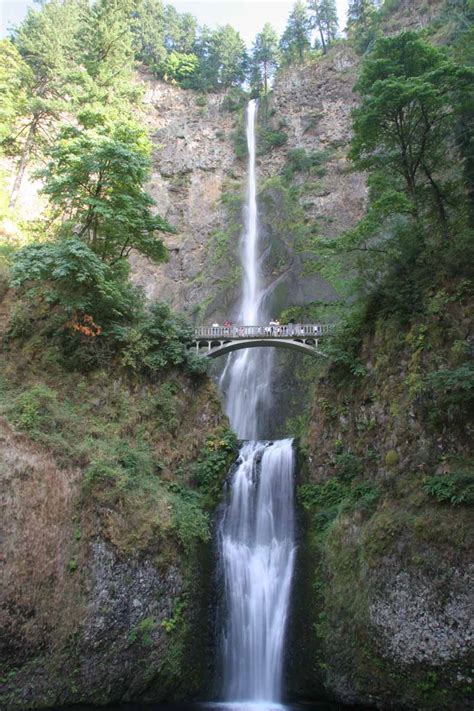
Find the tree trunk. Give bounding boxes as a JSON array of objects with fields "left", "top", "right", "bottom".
[
  {"left": 9, "top": 117, "right": 39, "bottom": 209},
  {"left": 422, "top": 165, "right": 449, "bottom": 241},
  {"left": 319, "top": 27, "right": 326, "bottom": 54}
]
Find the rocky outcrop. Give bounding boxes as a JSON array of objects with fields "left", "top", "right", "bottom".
[
  {"left": 129, "top": 72, "right": 245, "bottom": 320},
  {"left": 0, "top": 370, "right": 230, "bottom": 709},
  {"left": 129, "top": 47, "right": 368, "bottom": 324},
  {"left": 290, "top": 297, "right": 474, "bottom": 710}
]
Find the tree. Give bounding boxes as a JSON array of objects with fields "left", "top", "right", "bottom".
[
  {"left": 132, "top": 0, "right": 167, "bottom": 70},
  {"left": 160, "top": 51, "right": 199, "bottom": 84},
  {"left": 79, "top": 0, "right": 136, "bottom": 95},
  {"left": 351, "top": 33, "right": 472, "bottom": 235},
  {"left": 8, "top": 0, "right": 84, "bottom": 206},
  {"left": 211, "top": 25, "right": 248, "bottom": 88},
  {"left": 163, "top": 6, "right": 197, "bottom": 54},
  {"left": 251, "top": 24, "right": 280, "bottom": 95},
  {"left": 346, "top": 0, "right": 377, "bottom": 52},
  {"left": 37, "top": 116, "right": 172, "bottom": 264},
  {"left": 308, "top": 0, "right": 338, "bottom": 54},
  {"left": 194, "top": 25, "right": 247, "bottom": 90},
  {"left": 0, "top": 40, "right": 30, "bottom": 144},
  {"left": 280, "top": 1, "right": 311, "bottom": 63}
]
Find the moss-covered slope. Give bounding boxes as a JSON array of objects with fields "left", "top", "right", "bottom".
[
  {"left": 290, "top": 291, "right": 474, "bottom": 710},
  {"left": 0, "top": 290, "right": 236, "bottom": 710}
]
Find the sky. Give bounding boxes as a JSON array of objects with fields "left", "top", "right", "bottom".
[{"left": 1, "top": 0, "right": 349, "bottom": 44}]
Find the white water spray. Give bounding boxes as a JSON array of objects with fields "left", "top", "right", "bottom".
[{"left": 219, "top": 101, "right": 296, "bottom": 704}]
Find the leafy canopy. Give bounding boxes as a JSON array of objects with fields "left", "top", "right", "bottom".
[{"left": 37, "top": 115, "right": 172, "bottom": 264}]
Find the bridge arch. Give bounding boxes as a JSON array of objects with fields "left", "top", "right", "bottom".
[
  {"left": 192, "top": 324, "right": 332, "bottom": 359},
  {"left": 196, "top": 338, "right": 324, "bottom": 359}
]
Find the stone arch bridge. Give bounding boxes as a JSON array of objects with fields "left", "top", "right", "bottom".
[{"left": 192, "top": 324, "right": 333, "bottom": 359}]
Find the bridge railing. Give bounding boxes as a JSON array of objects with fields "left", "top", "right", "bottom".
[{"left": 194, "top": 324, "right": 333, "bottom": 340}]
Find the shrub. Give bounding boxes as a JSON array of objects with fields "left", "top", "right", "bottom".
[
  {"left": 334, "top": 451, "right": 363, "bottom": 481},
  {"left": 192, "top": 429, "right": 238, "bottom": 504},
  {"left": 424, "top": 471, "right": 474, "bottom": 506},
  {"left": 170, "top": 489, "right": 210, "bottom": 553},
  {"left": 385, "top": 449, "right": 400, "bottom": 467},
  {"left": 128, "top": 617, "right": 156, "bottom": 646},
  {"left": 422, "top": 365, "right": 474, "bottom": 424},
  {"left": 299, "top": 479, "right": 348, "bottom": 510},
  {"left": 11, "top": 384, "right": 59, "bottom": 435},
  {"left": 221, "top": 86, "right": 248, "bottom": 112},
  {"left": 283, "top": 147, "right": 332, "bottom": 179},
  {"left": 257, "top": 127, "right": 288, "bottom": 155}
]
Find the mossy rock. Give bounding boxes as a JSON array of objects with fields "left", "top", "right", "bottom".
[{"left": 385, "top": 449, "right": 400, "bottom": 467}]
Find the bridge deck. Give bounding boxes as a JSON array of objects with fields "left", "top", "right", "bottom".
[
  {"left": 192, "top": 324, "right": 332, "bottom": 358},
  {"left": 194, "top": 324, "right": 332, "bottom": 340}
]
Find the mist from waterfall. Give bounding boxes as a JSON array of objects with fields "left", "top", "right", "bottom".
[{"left": 218, "top": 100, "right": 296, "bottom": 705}]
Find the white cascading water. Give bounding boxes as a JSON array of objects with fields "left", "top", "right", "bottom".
[
  {"left": 218, "top": 100, "right": 297, "bottom": 704},
  {"left": 221, "top": 99, "right": 275, "bottom": 440}
]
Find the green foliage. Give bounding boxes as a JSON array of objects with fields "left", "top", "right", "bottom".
[
  {"left": 160, "top": 51, "right": 199, "bottom": 84},
  {"left": 351, "top": 32, "right": 470, "bottom": 213},
  {"left": 11, "top": 239, "right": 135, "bottom": 317},
  {"left": 5, "top": 0, "right": 137, "bottom": 206},
  {"left": 0, "top": 40, "right": 30, "bottom": 144},
  {"left": 250, "top": 23, "right": 280, "bottom": 95},
  {"left": 161, "top": 599, "right": 187, "bottom": 633},
  {"left": 10, "top": 384, "right": 59, "bottom": 436},
  {"left": 131, "top": 302, "right": 206, "bottom": 377},
  {"left": 170, "top": 488, "right": 210, "bottom": 553},
  {"left": 384, "top": 450, "right": 400, "bottom": 467},
  {"left": 300, "top": 453, "right": 379, "bottom": 534},
  {"left": 308, "top": 0, "right": 339, "bottom": 54},
  {"left": 37, "top": 117, "right": 172, "bottom": 264},
  {"left": 280, "top": 1, "right": 312, "bottom": 64},
  {"left": 347, "top": 0, "right": 378, "bottom": 53},
  {"left": 221, "top": 86, "right": 248, "bottom": 112},
  {"left": 316, "top": 31, "right": 474, "bottom": 373},
  {"left": 424, "top": 471, "right": 474, "bottom": 506},
  {"left": 10, "top": 239, "right": 205, "bottom": 377},
  {"left": 283, "top": 147, "right": 332, "bottom": 179},
  {"left": 257, "top": 127, "right": 288, "bottom": 155},
  {"left": 421, "top": 364, "right": 474, "bottom": 424},
  {"left": 193, "top": 25, "right": 248, "bottom": 91},
  {"left": 192, "top": 429, "right": 238, "bottom": 505},
  {"left": 128, "top": 617, "right": 156, "bottom": 646},
  {"left": 334, "top": 451, "right": 363, "bottom": 481}
]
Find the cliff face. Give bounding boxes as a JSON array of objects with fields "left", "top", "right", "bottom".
[
  {"left": 0, "top": 291, "right": 235, "bottom": 709},
  {"left": 129, "top": 46, "right": 367, "bottom": 325},
  {"left": 290, "top": 296, "right": 474, "bottom": 709},
  {"left": 129, "top": 72, "right": 245, "bottom": 322}
]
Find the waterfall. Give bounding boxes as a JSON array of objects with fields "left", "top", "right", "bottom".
[
  {"left": 220, "top": 440, "right": 296, "bottom": 701},
  {"left": 218, "top": 100, "right": 296, "bottom": 704},
  {"left": 220, "top": 100, "right": 274, "bottom": 441}
]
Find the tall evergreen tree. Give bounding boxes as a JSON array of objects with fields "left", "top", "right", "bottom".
[
  {"left": 163, "top": 5, "right": 197, "bottom": 54},
  {"left": 80, "top": 0, "right": 136, "bottom": 92},
  {"left": 251, "top": 23, "right": 280, "bottom": 95},
  {"left": 9, "top": 0, "right": 84, "bottom": 207},
  {"left": 0, "top": 40, "right": 30, "bottom": 144},
  {"left": 132, "top": 0, "right": 167, "bottom": 70},
  {"left": 346, "top": 0, "right": 378, "bottom": 52},
  {"left": 193, "top": 25, "right": 247, "bottom": 90},
  {"left": 280, "top": 0, "right": 311, "bottom": 63},
  {"left": 308, "top": 0, "right": 338, "bottom": 54}
]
